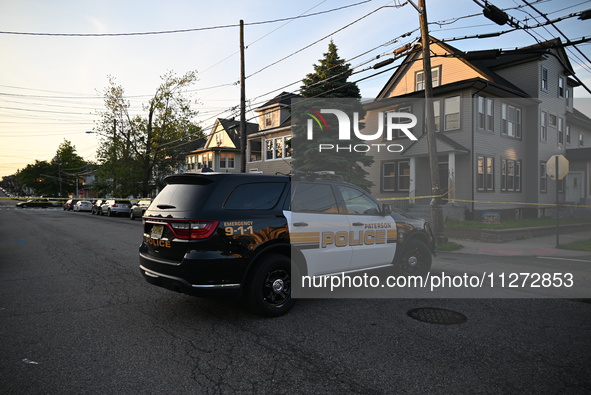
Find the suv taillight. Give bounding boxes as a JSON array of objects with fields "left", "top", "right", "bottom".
[{"left": 170, "top": 221, "right": 218, "bottom": 240}]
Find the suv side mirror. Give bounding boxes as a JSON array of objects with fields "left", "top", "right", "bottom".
[{"left": 381, "top": 204, "right": 391, "bottom": 216}]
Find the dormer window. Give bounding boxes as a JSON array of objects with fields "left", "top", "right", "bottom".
[{"left": 264, "top": 112, "right": 273, "bottom": 128}]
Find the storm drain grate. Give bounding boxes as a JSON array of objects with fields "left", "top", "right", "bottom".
[{"left": 407, "top": 307, "right": 467, "bottom": 325}]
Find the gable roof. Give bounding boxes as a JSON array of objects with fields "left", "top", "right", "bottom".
[
  {"left": 402, "top": 132, "right": 470, "bottom": 157},
  {"left": 195, "top": 118, "right": 259, "bottom": 152},
  {"left": 376, "top": 36, "right": 573, "bottom": 100},
  {"left": 255, "top": 92, "right": 301, "bottom": 112}
]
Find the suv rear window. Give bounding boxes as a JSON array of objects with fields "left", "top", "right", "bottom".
[
  {"left": 224, "top": 183, "right": 285, "bottom": 210},
  {"left": 150, "top": 184, "right": 210, "bottom": 210}
]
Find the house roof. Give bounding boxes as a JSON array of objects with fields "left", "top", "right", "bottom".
[
  {"left": 567, "top": 107, "right": 591, "bottom": 127},
  {"left": 255, "top": 92, "right": 301, "bottom": 112},
  {"left": 376, "top": 36, "right": 574, "bottom": 101},
  {"left": 402, "top": 132, "right": 470, "bottom": 158},
  {"left": 566, "top": 147, "right": 591, "bottom": 162},
  {"left": 213, "top": 118, "right": 259, "bottom": 148}
]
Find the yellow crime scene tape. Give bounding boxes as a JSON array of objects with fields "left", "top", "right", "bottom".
[{"left": 377, "top": 194, "right": 591, "bottom": 209}]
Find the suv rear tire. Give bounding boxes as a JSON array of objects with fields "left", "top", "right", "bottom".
[
  {"left": 247, "top": 254, "right": 295, "bottom": 317},
  {"left": 394, "top": 239, "right": 432, "bottom": 277}
]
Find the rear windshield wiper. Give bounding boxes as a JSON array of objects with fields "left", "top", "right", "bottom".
[{"left": 157, "top": 204, "right": 176, "bottom": 209}]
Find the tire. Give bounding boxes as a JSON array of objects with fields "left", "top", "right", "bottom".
[
  {"left": 247, "top": 254, "right": 296, "bottom": 317},
  {"left": 394, "top": 239, "right": 432, "bottom": 277}
]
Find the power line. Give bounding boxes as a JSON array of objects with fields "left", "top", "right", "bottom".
[{"left": 0, "top": 0, "right": 373, "bottom": 37}]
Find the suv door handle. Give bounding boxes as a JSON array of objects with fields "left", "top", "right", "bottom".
[
  {"left": 352, "top": 222, "right": 364, "bottom": 226},
  {"left": 293, "top": 222, "right": 308, "bottom": 227}
]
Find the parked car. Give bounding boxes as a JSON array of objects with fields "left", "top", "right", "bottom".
[
  {"left": 74, "top": 200, "right": 93, "bottom": 212},
  {"left": 63, "top": 199, "right": 79, "bottom": 211},
  {"left": 91, "top": 200, "right": 105, "bottom": 215},
  {"left": 130, "top": 200, "right": 151, "bottom": 220},
  {"left": 100, "top": 199, "right": 133, "bottom": 217},
  {"left": 16, "top": 199, "right": 50, "bottom": 208}
]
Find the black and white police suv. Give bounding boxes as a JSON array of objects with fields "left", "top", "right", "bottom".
[{"left": 139, "top": 172, "right": 435, "bottom": 317}]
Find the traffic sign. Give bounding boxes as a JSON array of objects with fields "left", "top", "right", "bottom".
[{"left": 546, "top": 154, "right": 569, "bottom": 180}]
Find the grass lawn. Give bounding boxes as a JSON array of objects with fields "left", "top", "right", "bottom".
[
  {"left": 436, "top": 241, "right": 464, "bottom": 252},
  {"left": 559, "top": 239, "right": 591, "bottom": 252},
  {"left": 445, "top": 217, "right": 588, "bottom": 230}
]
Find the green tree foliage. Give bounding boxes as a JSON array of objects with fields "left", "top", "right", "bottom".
[
  {"left": 15, "top": 140, "right": 87, "bottom": 196},
  {"left": 95, "top": 71, "right": 203, "bottom": 197},
  {"left": 292, "top": 41, "right": 373, "bottom": 191}
]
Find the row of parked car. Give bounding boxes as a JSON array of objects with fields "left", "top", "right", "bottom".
[{"left": 63, "top": 198, "right": 152, "bottom": 220}]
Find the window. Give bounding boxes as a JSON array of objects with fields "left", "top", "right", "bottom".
[
  {"left": 580, "top": 132, "right": 585, "bottom": 147},
  {"left": 432, "top": 100, "right": 441, "bottom": 132},
  {"left": 264, "top": 112, "right": 273, "bottom": 128},
  {"left": 566, "top": 87, "right": 572, "bottom": 108},
  {"left": 265, "top": 136, "right": 292, "bottom": 160},
  {"left": 540, "top": 162, "right": 547, "bottom": 193},
  {"left": 566, "top": 125, "right": 571, "bottom": 144},
  {"left": 292, "top": 183, "right": 338, "bottom": 213},
  {"left": 249, "top": 139, "right": 262, "bottom": 162},
  {"left": 225, "top": 183, "right": 285, "bottom": 210},
  {"left": 549, "top": 114, "right": 557, "bottom": 127},
  {"left": 385, "top": 106, "right": 413, "bottom": 139},
  {"left": 382, "top": 161, "right": 410, "bottom": 192},
  {"left": 477, "top": 155, "right": 495, "bottom": 192},
  {"left": 477, "top": 96, "right": 494, "bottom": 131},
  {"left": 398, "top": 161, "right": 411, "bottom": 191},
  {"left": 558, "top": 117, "right": 564, "bottom": 145},
  {"left": 432, "top": 66, "right": 440, "bottom": 88},
  {"left": 415, "top": 66, "right": 441, "bottom": 91},
  {"left": 541, "top": 111, "right": 548, "bottom": 141},
  {"left": 219, "top": 152, "right": 235, "bottom": 169},
  {"left": 558, "top": 76, "right": 565, "bottom": 98},
  {"left": 501, "top": 159, "right": 521, "bottom": 192},
  {"left": 541, "top": 66, "right": 548, "bottom": 91},
  {"left": 338, "top": 185, "right": 381, "bottom": 215},
  {"left": 444, "top": 96, "right": 460, "bottom": 131},
  {"left": 501, "top": 103, "right": 521, "bottom": 138}
]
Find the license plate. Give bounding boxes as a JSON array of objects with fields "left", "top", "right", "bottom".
[{"left": 150, "top": 225, "right": 164, "bottom": 239}]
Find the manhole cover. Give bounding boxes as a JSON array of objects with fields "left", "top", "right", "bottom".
[{"left": 407, "top": 307, "right": 467, "bottom": 325}]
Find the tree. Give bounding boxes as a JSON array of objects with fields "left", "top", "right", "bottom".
[
  {"left": 14, "top": 140, "right": 87, "bottom": 196},
  {"left": 292, "top": 41, "right": 373, "bottom": 191},
  {"left": 95, "top": 71, "right": 203, "bottom": 197}
]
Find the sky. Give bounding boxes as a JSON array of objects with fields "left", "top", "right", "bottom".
[{"left": 1, "top": 0, "right": 590, "bottom": 179}]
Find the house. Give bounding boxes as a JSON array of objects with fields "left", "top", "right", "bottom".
[
  {"left": 246, "top": 92, "right": 300, "bottom": 175},
  {"left": 362, "top": 36, "right": 591, "bottom": 220},
  {"left": 185, "top": 118, "right": 258, "bottom": 173}
]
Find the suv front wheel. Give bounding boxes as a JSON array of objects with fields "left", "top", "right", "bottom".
[
  {"left": 247, "top": 254, "right": 295, "bottom": 317},
  {"left": 394, "top": 239, "right": 432, "bottom": 277}
]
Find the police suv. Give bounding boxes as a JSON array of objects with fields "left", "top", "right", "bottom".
[{"left": 139, "top": 172, "right": 435, "bottom": 317}]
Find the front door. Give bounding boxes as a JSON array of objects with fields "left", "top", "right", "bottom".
[{"left": 566, "top": 172, "right": 584, "bottom": 203}]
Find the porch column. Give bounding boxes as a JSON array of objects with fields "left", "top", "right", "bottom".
[
  {"left": 448, "top": 152, "right": 455, "bottom": 203},
  {"left": 409, "top": 156, "right": 416, "bottom": 204}
]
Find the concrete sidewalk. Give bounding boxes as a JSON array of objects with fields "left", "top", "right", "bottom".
[{"left": 446, "top": 230, "right": 591, "bottom": 258}]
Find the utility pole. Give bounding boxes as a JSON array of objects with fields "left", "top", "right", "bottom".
[
  {"left": 415, "top": 0, "right": 447, "bottom": 244},
  {"left": 239, "top": 20, "right": 247, "bottom": 173}
]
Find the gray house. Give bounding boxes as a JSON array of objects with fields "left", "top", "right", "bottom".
[{"left": 363, "top": 36, "right": 591, "bottom": 220}]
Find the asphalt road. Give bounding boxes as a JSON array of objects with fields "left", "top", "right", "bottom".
[{"left": 1, "top": 200, "right": 590, "bottom": 393}]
